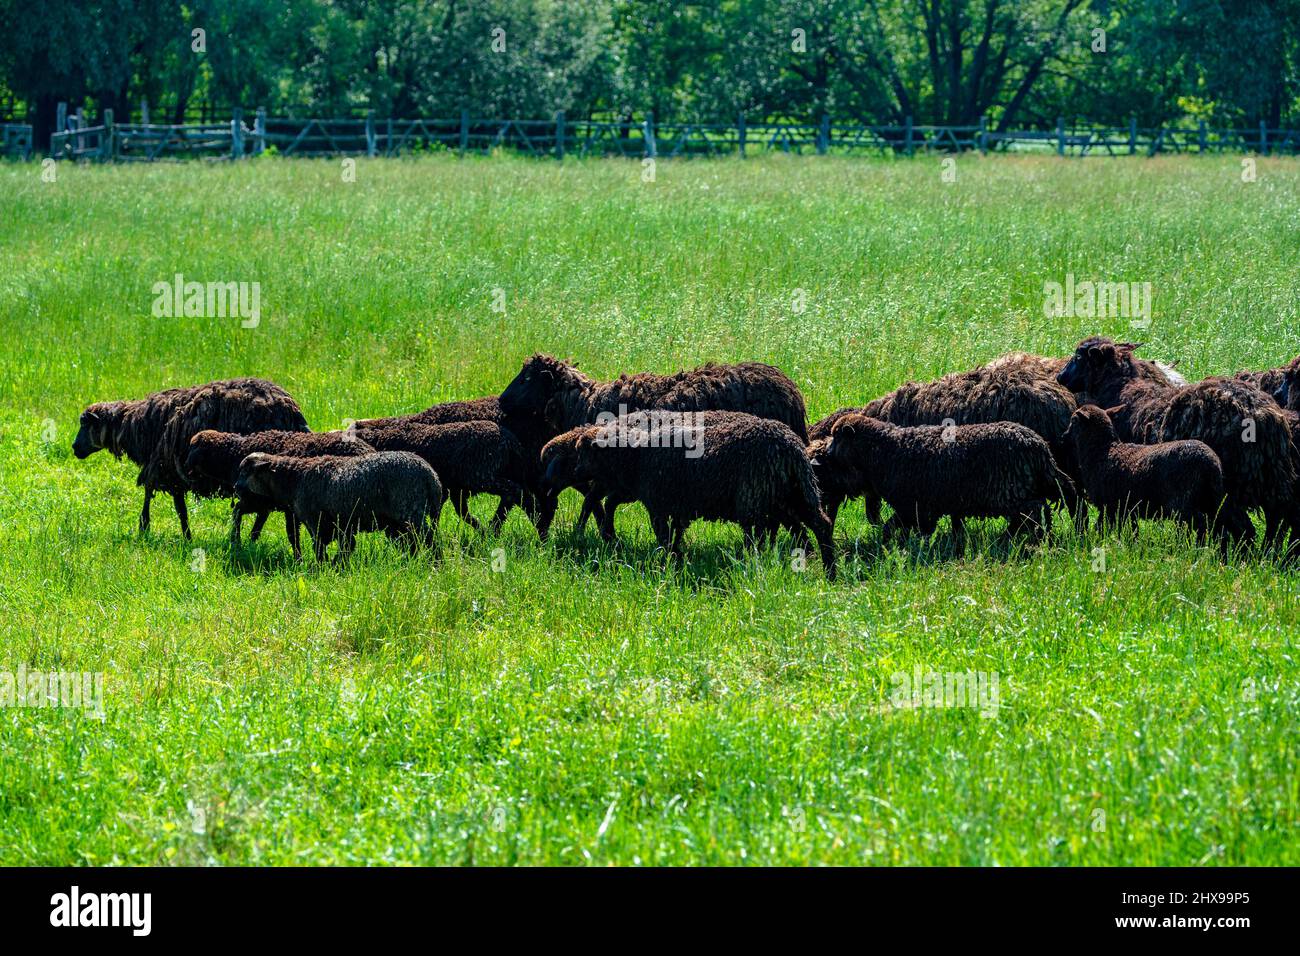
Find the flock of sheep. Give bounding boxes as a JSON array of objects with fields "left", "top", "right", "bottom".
[{"left": 72, "top": 337, "right": 1300, "bottom": 578}]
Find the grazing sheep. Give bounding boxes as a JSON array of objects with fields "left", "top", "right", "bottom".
[
  {"left": 1060, "top": 341, "right": 1296, "bottom": 544},
  {"left": 354, "top": 420, "right": 527, "bottom": 534},
  {"left": 234, "top": 451, "right": 442, "bottom": 561},
  {"left": 356, "top": 396, "right": 559, "bottom": 537},
  {"left": 1061, "top": 405, "right": 1231, "bottom": 540},
  {"left": 499, "top": 354, "right": 810, "bottom": 442},
  {"left": 1157, "top": 377, "right": 1298, "bottom": 545},
  {"left": 184, "top": 429, "right": 374, "bottom": 555},
  {"left": 823, "top": 415, "right": 1078, "bottom": 542},
  {"left": 861, "top": 361, "right": 1080, "bottom": 463},
  {"left": 73, "top": 378, "right": 307, "bottom": 538},
  {"left": 548, "top": 411, "right": 836, "bottom": 577}
]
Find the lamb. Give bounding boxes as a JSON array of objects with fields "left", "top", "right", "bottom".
[
  {"left": 546, "top": 411, "right": 836, "bottom": 577},
  {"left": 234, "top": 451, "right": 442, "bottom": 562},
  {"left": 353, "top": 420, "right": 527, "bottom": 534},
  {"left": 73, "top": 378, "right": 308, "bottom": 538},
  {"left": 822, "top": 415, "right": 1078, "bottom": 542},
  {"left": 1061, "top": 405, "right": 1232, "bottom": 540},
  {"left": 499, "top": 354, "right": 810, "bottom": 442},
  {"left": 355, "top": 396, "right": 560, "bottom": 537},
  {"left": 184, "top": 429, "right": 374, "bottom": 555}
]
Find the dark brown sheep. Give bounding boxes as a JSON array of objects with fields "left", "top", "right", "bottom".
[
  {"left": 823, "top": 415, "right": 1078, "bottom": 542},
  {"left": 356, "top": 396, "right": 559, "bottom": 537},
  {"left": 354, "top": 420, "right": 527, "bottom": 534},
  {"left": 1055, "top": 338, "right": 1182, "bottom": 441},
  {"left": 73, "top": 378, "right": 308, "bottom": 538},
  {"left": 183, "top": 429, "right": 374, "bottom": 555},
  {"left": 862, "top": 360, "right": 1080, "bottom": 464},
  {"left": 548, "top": 411, "right": 836, "bottom": 577},
  {"left": 499, "top": 354, "right": 810, "bottom": 442},
  {"left": 1059, "top": 340, "right": 1296, "bottom": 544},
  {"left": 1156, "top": 377, "right": 1298, "bottom": 545},
  {"left": 1062, "top": 405, "right": 1234, "bottom": 541},
  {"left": 234, "top": 451, "right": 442, "bottom": 561}
]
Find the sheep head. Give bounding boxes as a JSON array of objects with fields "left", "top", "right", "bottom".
[
  {"left": 1275, "top": 355, "right": 1300, "bottom": 410},
  {"left": 1056, "top": 337, "right": 1143, "bottom": 395},
  {"left": 73, "top": 402, "right": 124, "bottom": 459},
  {"left": 500, "top": 354, "right": 582, "bottom": 416}
]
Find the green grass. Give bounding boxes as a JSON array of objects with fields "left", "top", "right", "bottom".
[{"left": 1, "top": 152, "right": 1298, "bottom": 865}]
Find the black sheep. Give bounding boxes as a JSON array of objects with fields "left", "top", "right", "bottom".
[
  {"left": 234, "top": 451, "right": 442, "bottom": 561},
  {"left": 823, "top": 414, "right": 1078, "bottom": 542},
  {"left": 1062, "top": 405, "right": 1234, "bottom": 541},
  {"left": 184, "top": 428, "right": 374, "bottom": 555}
]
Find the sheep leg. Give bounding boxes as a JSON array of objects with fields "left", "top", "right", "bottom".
[
  {"left": 448, "top": 490, "right": 485, "bottom": 533},
  {"left": 592, "top": 495, "right": 622, "bottom": 542},
  {"left": 286, "top": 513, "right": 303, "bottom": 561},
  {"left": 487, "top": 480, "right": 525, "bottom": 534},
  {"left": 172, "top": 491, "right": 191, "bottom": 540},
  {"left": 787, "top": 497, "right": 837, "bottom": 580},
  {"left": 529, "top": 490, "right": 559, "bottom": 540},
  {"left": 230, "top": 500, "right": 245, "bottom": 547},
  {"left": 312, "top": 530, "right": 330, "bottom": 563},
  {"left": 863, "top": 494, "right": 883, "bottom": 526},
  {"left": 248, "top": 510, "right": 269, "bottom": 541},
  {"left": 139, "top": 488, "right": 153, "bottom": 534},
  {"left": 576, "top": 490, "right": 603, "bottom": 535}
]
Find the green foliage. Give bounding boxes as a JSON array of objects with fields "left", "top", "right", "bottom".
[
  {"left": 0, "top": 1, "right": 1296, "bottom": 131},
  {"left": 0, "top": 154, "right": 1297, "bottom": 864}
]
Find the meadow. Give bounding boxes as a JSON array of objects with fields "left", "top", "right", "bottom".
[{"left": 0, "top": 152, "right": 1297, "bottom": 865}]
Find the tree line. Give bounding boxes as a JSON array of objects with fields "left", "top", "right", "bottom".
[{"left": 2, "top": 0, "right": 1296, "bottom": 151}]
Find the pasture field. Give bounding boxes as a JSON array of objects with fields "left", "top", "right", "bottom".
[{"left": 0, "top": 153, "right": 1298, "bottom": 866}]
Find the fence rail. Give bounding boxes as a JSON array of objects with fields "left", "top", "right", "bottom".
[{"left": 34, "top": 104, "right": 1300, "bottom": 163}]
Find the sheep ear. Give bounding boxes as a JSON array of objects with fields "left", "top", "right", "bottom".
[
  {"left": 1119, "top": 342, "right": 1143, "bottom": 353},
  {"left": 1103, "top": 405, "right": 1124, "bottom": 418}
]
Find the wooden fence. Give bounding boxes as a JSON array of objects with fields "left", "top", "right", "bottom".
[{"left": 38, "top": 104, "right": 1300, "bottom": 163}]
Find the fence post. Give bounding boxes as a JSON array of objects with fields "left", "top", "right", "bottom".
[
  {"left": 738, "top": 112, "right": 746, "bottom": 157},
  {"left": 386, "top": 116, "right": 393, "bottom": 157},
  {"left": 555, "top": 110, "right": 565, "bottom": 161},
  {"left": 231, "top": 107, "right": 243, "bottom": 159},
  {"left": 1129, "top": 117, "right": 1136, "bottom": 154},
  {"left": 75, "top": 107, "right": 84, "bottom": 155},
  {"left": 459, "top": 108, "right": 469, "bottom": 155},
  {"left": 1198, "top": 120, "right": 1207, "bottom": 154},
  {"left": 1056, "top": 117, "right": 1065, "bottom": 156},
  {"left": 255, "top": 107, "right": 266, "bottom": 155},
  {"left": 643, "top": 111, "right": 656, "bottom": 158},
  {"left": 141, "top": 97, "right": 150, "bottom": 127},
  {"left": 817, "top": 114, "right": 830, "bottom": 155},
  {"left": 978, "top": 115, "right": 988, "bottom": 154},
  {"left": 905, "top": 115, "right": 913, "bottom": 156},
  {"left": 54, "top": 102, "right": 66, "bottom": 153},
  {"left": 366, "top": 110, "right": 376, "bottom": 157},
  {"left": 1260, "top": 121, "right": 1268, "bottom": 155},
  {"left": 101, "top": 108, "right": 114, "bottom": 162}
]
